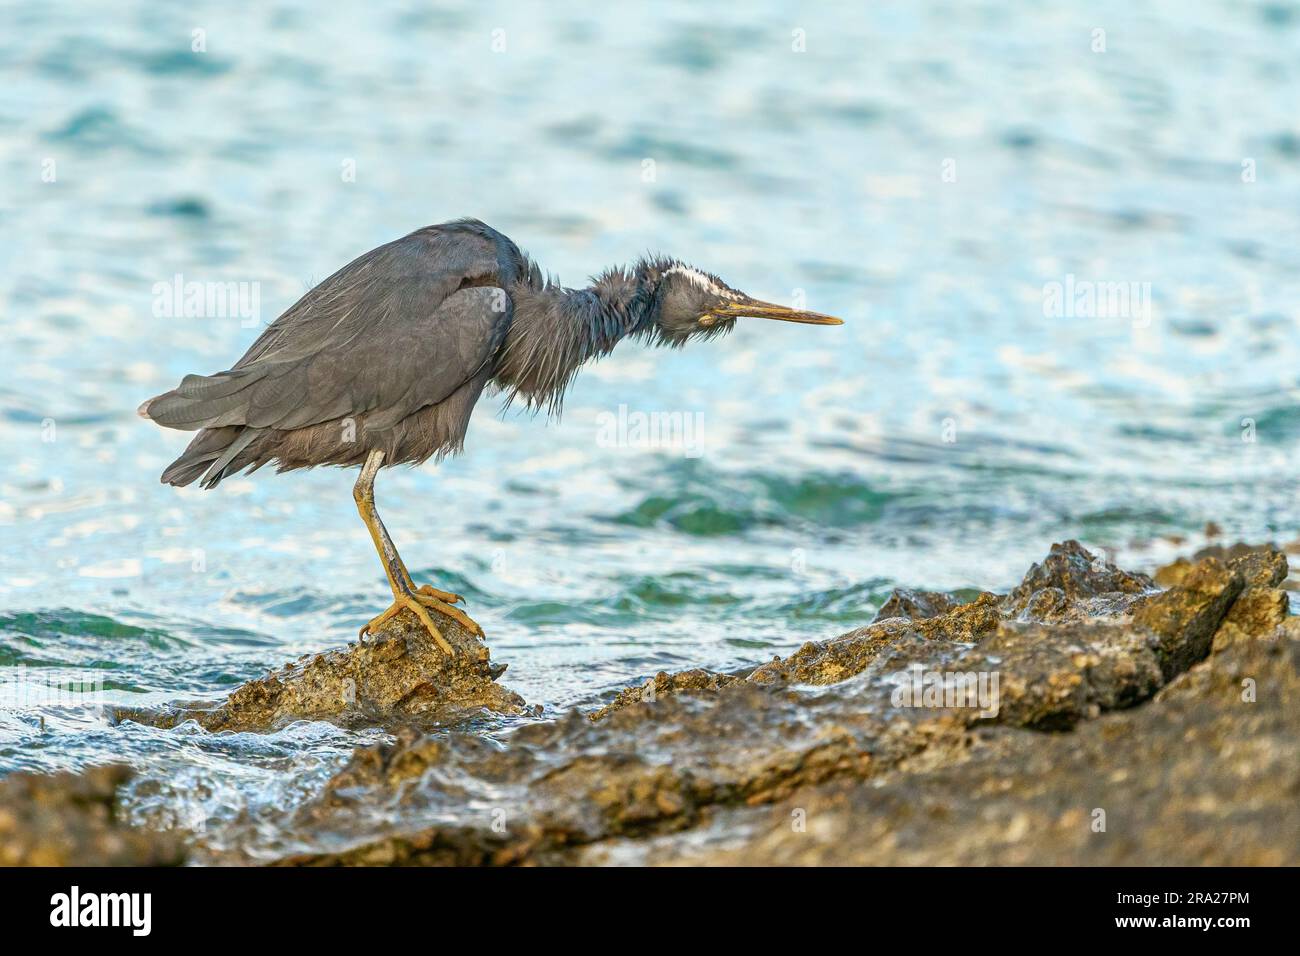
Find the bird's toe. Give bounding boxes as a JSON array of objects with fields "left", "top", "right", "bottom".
[{"left": 415, "top": 583, "right": 464, "bottom": 605}]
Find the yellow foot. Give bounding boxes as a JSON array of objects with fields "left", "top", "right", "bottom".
[
  {"left": 415, "top": 584, "right": 464, "bottom": 605},
  {"left": 413, "top": 589, "right": 484, "bottom": 637},
  {"left": 359, "top": 592, "right": 455, "bottom": 655}
]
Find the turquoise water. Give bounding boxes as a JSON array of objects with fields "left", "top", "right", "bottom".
[{"left": 2, "top": 2, "right": 1300, "bottom": 832}]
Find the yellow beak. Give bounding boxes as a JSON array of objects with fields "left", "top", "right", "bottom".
[{"left": 708, "top": 296, "right": 844, "bottom": 326}]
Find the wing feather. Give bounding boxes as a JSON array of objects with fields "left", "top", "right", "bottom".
[{"left": 143, "top": 221, "right": 518, "bottom": 435}]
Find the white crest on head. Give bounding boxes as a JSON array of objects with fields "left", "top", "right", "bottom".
[{"left": 663, "top": 263, "right": 740, "bottom": 300}]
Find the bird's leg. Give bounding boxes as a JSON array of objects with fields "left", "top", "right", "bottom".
[
  {"left": 353, "top": 454, "right": 467, "bottom": 606},
  {"left": 353, "top": 451, "right": 483, "bottom": 651}
]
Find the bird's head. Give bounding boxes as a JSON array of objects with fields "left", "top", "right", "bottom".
[{"left": 652, "top": 261, "right": 843, "bottom": 344}]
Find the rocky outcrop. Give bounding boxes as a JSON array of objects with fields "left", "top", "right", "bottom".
[
  {"left": 244, "top": 540, "right": 1294, "bottom": 866},
  {"left": 17, "top": 539, "right": 1295, "bottom": 866},
  {"left": 1001, "top": 540, "right": 1155, "bottom": 621},
  {"left": 0, "top": 765, "right": 184, "bottom": 866},
  {"left": 112, "top": 606, "right": 528, "bottom": 733},
  {"left": 667, "top": 630, "right": 1299, "bottom": 866},
  {"left": 872, "top": 588, "right": 970, "bottom": 622},
  {"left": 589, "top": 668, "right": 741, "bottom": 721}
]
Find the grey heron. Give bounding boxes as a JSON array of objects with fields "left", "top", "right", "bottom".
[{"left": 140, "top": 219, "right": 843, "bottom": 652}]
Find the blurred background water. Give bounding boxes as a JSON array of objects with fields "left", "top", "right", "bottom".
[{"left": 2, "top": 1, "right": 1299, "bottom": 835}]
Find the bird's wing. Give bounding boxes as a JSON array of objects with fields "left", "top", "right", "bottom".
[{"left": 145, "top": 227, "right": 513, "bottom": 433}]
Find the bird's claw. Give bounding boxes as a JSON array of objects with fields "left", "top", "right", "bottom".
[
  {"left": 412, "top": 590, "right": 484, "bottom": 637},
  {"left": 415, "top": 584, "right": 464, "bottom": 605},
  {"left": 359, "top": 592, "right": 456, "bottom": 655}
]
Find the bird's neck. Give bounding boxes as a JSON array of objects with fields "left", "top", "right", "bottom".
[{"left": 493, "top": 261, "right": 662, "bottom": 413}]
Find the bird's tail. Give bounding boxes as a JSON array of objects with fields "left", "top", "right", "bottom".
[
  {"left": 152, "top": 423, "right": 264, "bottom": 489},
  {"left": 137, "top": 367, "right": 266, "bottom": 431},
  {"left": 140, "top": 376, "right": 267, "bottom": 489}
]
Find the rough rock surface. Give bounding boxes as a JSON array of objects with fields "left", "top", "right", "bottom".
[
  {"left": 1153, "top": 541, "right": 1283, "bottom": 588},
  {"left": 113, "top": 606, "right": 527, "bottom": 733},
  {"left": 659, "top": 632, "right": 1300, "bottom": 866},
  {"left": 0, "top": 765, "right": 184, "bottom": 866},
  {"left": 17, "top": 540, "right": 1296, "bottom": 866},
  {"left": 1001, "top": 540, "right": 1154, "bottom": 621},
  {"left": 748, "top": 591, "right": 1004, "bottom": 687},
  {"left": 241, "top": 540, "right": 1295, "bottom": 866},
  {"left": 589, "top": 668, "right": 740, "bottom": 721},
  {"left": 872, "top": 588, "right": 972, "bottom": 622}
]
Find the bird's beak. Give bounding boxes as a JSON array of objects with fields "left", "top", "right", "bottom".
[{"left": 708, "top": 296, "right": 844, "bottom": 326}]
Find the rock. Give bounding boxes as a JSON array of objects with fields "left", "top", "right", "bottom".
[
  {"left": 1154, "top": 547, "right": 1290, "bottom": 656},
  {"left": 231, "top": 541, "right": 1287, "bottom": 867},
  {"left": 963, "top": 620, "right": 1164, "bottom": 729},
  {"left": 673, "top": 633, "right": 1299, "bottom": 866},
  {"left": 0, "top": 765, "right": 184, "bottom": 866},
  {"left": 748, "top": 592, "right": 1003, "bottom": 686},
  {"left": 584, "top": 593, "right": 1003, "bottom": 709},
  {"left": 112, "top": 606, "right": 527, "bottom": 733},
  {"left": 1193, "top": 540, "right": 1280, "bottom": 567},
  {"left": 1228, "top": 548, "right": 1289, "bottom": 588},
  {"left": 264, "top": 682, "right": 910, "bottom": 866},
  {"left": 1001, "top": 540, "right": 1154, "bottom": 621},
  {"left": 1155, "top": 542, "right": 1285, "bottom": 589},
  {"left": 872, "top": 588, "right": 974, "bottom": 622},
  {"left": 1212, "top": 586, "right": 1290, "bottom": 652},
  {"left": 1133, "top": 557, "right": 1243, "bottom": 679},
  {"left": 1153, "top": 558, "right": 1193, "bottom": 588},
  {"left": 590, "top": 668, "right": 740, "bottom": 721}
]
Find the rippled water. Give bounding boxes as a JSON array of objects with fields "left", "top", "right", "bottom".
[{"left": 3, "top": 2, "right": 1299, "bottom": 834}]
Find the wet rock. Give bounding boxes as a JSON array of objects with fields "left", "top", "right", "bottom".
[
  {"left": 673, "top": 633, "right": 1299, "bottom": 866},
  {"left": 748, "top": 592, "right": 1003, "bottom": 686},
  {"left": 1225, "top": 549, "right": 1287, "bottom": 589},
  {"left": 265, "top": 683, "right": 923, "bottom": 866},
  {"left": 1133, "top": 557, "right": 1242, "bottom": 679},
  {"left": 164, "top": 541, "right": 1290, "bottom": 866},
  {"left": 1155, "top": 543, "right": 1285, "bottom": 589},
  {"left": 1152, "top": 558, "right": 1194, "bottom": 588},
  {"left": 1001, "top": 540, "right": 1154, "bottom": 621},
  {"left": 1155, "top": 547, "right": 1289, "bottom": 656},
  {"left": 590, "top": 668, "right": 740, "bottom": 721},
  {"left": 588, "top": 593, "right": 1003, "bottom": 713},
  {"left": 0, "top": 765, "right": 185, "bottom": 866},
  {"left": 1212, "top": 586, "right": 1289, "bottom": 652},
  {"left": 1193, "top": 539, "right": 1280, "bottom": 566},
  {"left": 872, "top": 588, "right": 976, "bottom": 622},
  {"left": 961, "top": 621, "right": 1164, "bottom": 729},
  {"left": 113, "top": 608, "right": 526, "bottom": 733}
]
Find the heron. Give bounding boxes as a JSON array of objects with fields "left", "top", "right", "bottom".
[{"left": 140, "top": 219, "right": 843, "bottom": 653}]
